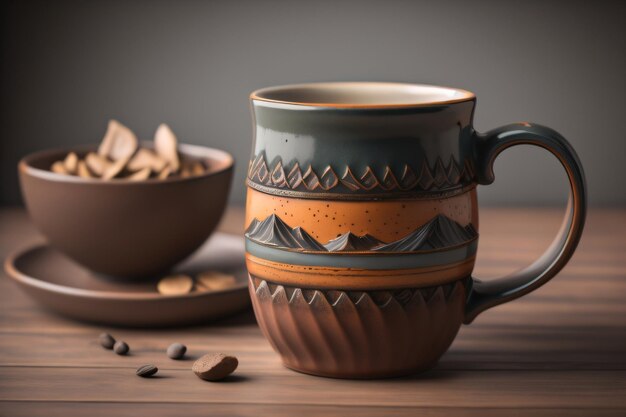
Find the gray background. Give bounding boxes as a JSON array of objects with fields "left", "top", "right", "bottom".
[{"left": 1, "top": 0, "right": 625, "bottom": 206}]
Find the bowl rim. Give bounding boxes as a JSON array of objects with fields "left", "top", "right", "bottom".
[{"left": 19, "top": 142, "right": 234, "bottom": 185}]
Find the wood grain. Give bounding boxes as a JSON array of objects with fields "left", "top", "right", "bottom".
[
  {"left": 0, "top": 207, "right": 625, "bottom": 416},
  {"left": 2, "top": 402, "right": 625, "bottom": 417},
  {"left": 1, "top": 367, "right": 625, "bottom": 408}
]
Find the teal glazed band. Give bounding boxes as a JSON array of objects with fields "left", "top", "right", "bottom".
[{"left": 249, "top": 88, "right": 477, "bottom": 200}]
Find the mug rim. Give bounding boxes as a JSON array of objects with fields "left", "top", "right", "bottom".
[{"left": 250, "top": 82, "right": 476, "bottom": 109}]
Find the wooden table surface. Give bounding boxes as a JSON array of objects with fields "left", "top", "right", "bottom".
[{"left": 0, "top": 206, "right": 625, "bottom": 416}]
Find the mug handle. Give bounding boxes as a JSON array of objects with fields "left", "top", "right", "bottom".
[{"left": 464, "top": 122, "right": 587, "bottom": 324}]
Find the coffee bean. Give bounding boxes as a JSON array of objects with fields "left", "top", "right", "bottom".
[
  {"left": 99, "top": 333, "right": 116, "bottom": 349},
  {"left": 192, "top": 353, "right": 238, "bottom": 381},
  {"left": 113, "top": 341, "right": 129, "bottom": 355},
  {"left": 136, "top": 364, "right": 158, "bottom": 378},
  {"left": 166, "top": 343, "right": 187, "bottom": 359}
]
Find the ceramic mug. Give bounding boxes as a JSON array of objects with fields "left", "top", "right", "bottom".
[{"left": 245, "top": 82, "right": 586, "bottom": 378}]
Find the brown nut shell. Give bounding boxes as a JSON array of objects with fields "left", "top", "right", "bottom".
[{"left": 192, "top": 353, "right": 238, "bottom": 381}]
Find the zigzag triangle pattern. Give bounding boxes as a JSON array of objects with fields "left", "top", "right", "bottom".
[
  {"left": 250, "top": 276, "right": 469, "bottom": 377},
  {"left": 247, "top": 152, "right": 475, "bottom": 193},
  {"left": 254, "top": 277, "right": 467, "bottom": 308}
]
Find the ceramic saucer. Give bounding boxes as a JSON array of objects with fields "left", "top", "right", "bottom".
[{"left": 4, "top": 232, "right": 250, "bottom": 327}]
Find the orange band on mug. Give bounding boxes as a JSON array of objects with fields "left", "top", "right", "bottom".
[{"left": 246, "top": 253, "right": 475, "bottom": 290}]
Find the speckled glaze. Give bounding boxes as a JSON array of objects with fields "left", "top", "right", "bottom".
[{"left": 246, "top": 82, "right": 587, "bottom": 378}]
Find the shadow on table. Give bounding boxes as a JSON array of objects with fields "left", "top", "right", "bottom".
[
  {"left": 29, "top": 303, "right": 258, "bottom": 331},
  {"left": 439, "top": 324, "right": 626, "bottom": 371}
]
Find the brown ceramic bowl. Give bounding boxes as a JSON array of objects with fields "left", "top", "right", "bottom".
[{"left": 19, "top": 143, "right": 234, "bottom": 279}]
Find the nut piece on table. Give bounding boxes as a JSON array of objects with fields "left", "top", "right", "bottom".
[
  {"left": 192, "top": 353, "right": 238, "bottom": 381},
  {"left": 167, "top": 343, "right": 187, "bottom": 360},
  {"left": 157, "top": 274, "right": 194, "bottom": 295},
  {"left": 113, "top": 341, "right": 129, "bottom": 355},
  {"left": 99, "top": 332, "right": 116, "bottom": 349}
]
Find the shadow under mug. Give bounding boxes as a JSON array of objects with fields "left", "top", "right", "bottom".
[{"left": 244, "top": 82, "right": 587, "bottom": 378}]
